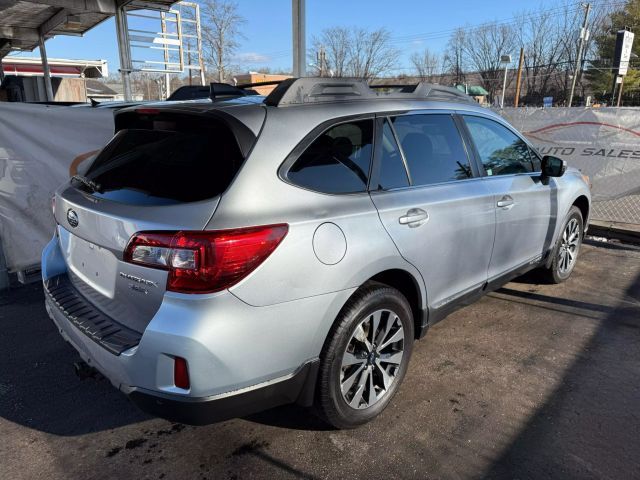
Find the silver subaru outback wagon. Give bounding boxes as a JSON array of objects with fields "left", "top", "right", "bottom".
[{"left": 42, "top": 78, "right": 591, "bottom": 428}]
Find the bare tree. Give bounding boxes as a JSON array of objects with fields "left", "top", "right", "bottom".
[
  {"left": 347, "top": 27, "right": 398, "bottom": 80},
  {"left": 310, "top": 27, "right": 398, "bottom": 80},
  {"left": 410, "top": 48, "right": 440, "bottom": 81},
  {"left": 200, "top": 0, "right": 245, "bottom": 82},
  {"left": 310, "top": 27, "right": 351, "bottom": 77},
  {"left": 463, "top": 23, "right": 517, "bottom": 101},
  {"left": 443, "top": 28, "right": 467, "bottom": 85},
  {"left": 513, "top": 10, "right": 564, "bottom": 103}
]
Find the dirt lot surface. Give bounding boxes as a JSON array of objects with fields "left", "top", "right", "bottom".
[{"left": 1, "top": 241, "right": 639, "bottom": 479}]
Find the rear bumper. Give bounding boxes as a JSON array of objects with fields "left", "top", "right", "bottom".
[
  {"left": 128, "top": 360, "right": 318, "bottom": 425},
  {"left": 42, "top": 235, "right": 353, "bottom": 423},
  {"left": 45, "top": 291, "right": 321, "bottom": 424}
]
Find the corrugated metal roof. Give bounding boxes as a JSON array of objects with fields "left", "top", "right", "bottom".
[{"left": 0, "top": 0, "right": 176, "bottom": 59}]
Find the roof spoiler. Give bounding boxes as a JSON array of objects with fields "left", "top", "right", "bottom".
[
  {"left": 264, "top": 77, "right": 476, "bottom": 107},
  {"left": 209, "top": 82, "right": 248, "bottom": 99}
]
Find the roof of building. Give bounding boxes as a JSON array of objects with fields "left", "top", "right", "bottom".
[
  {"left": 1, "top": 56, "right": 107, "bottom": 77},
  {"left": 85, "top": 79, "right": 117, "bottom": 96},
  {"left": 0, "top": 0, "right": 176, "bottom": 59}
]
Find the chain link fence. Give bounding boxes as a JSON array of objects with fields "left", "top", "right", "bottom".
[{"left": 591, "top": 195, "right": 640, "bottom": 224}]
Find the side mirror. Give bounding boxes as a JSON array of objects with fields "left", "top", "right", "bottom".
[{"left": 541, "top": 155, "right": 567, "bottom": 178}]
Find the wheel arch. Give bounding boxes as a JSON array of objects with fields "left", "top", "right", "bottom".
[
  {"left": 572, "top": 195, "right": 590, "bottom": 228},
  {"left": 366, "top": 268, "right": 427, "bottom": 339}
]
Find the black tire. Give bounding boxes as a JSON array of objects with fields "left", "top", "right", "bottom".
[
  {"left": 316, "top": 282, "right": 414, "bottom": 429},
  {"left": 543, "top": 206, "right": 584, "bottom": 284}
]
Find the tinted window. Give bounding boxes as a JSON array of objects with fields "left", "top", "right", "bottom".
[
  {"left": 288, "top": 120, "right": 373, "bottom": 193},
  {"left": 391, "top": 114, "right": 471, "bottom": 186},
  {"left": 463, "top": 116, "right": 534, "bottom": 176},
  {"left": 378, "top": 120, "right": 410, "bottom": 190},
  {"left": 84, "top": 118, "right": 244, "bottom": 204}
]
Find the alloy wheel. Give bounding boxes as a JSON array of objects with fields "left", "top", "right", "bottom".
[
  {"left": 558, "top": 217, "right": 580, "bottom": 275},
  {"left": 339, "top": 309, "right": 405, "bottom": 410}
]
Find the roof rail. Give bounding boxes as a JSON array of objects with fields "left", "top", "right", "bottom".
[{"left": 264, "top": 77, "right": 476, "bottom": 107}]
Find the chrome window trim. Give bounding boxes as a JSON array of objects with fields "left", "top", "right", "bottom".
[{"left": 369, "top": 175, "right": 487, "bottom": 195}]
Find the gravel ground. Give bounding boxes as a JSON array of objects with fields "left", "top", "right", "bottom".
[{"left": 1, "top": 241, "right": 639, "bottom": 480}]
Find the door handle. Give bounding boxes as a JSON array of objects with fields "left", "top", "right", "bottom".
[
  {"left": 497, "top": 195, "right": 515, "bottom": 208},
  {"left": 399, "top": 208, "right": 429, "bottom": 227}
]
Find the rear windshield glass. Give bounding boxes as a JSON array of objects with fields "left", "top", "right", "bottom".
[{"left": 82, "top": 118, "right": 244, "bottom": 204}]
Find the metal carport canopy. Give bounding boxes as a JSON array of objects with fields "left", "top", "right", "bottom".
[{"left": 0, "top": 0, "right": 176, "bottom": 99}]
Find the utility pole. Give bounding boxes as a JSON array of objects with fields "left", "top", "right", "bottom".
[
  {"left": 568, "top": 2, "right": 591, "bottom": 107},
  {"left": 318, "top": 46, "right": 327, "bottom": 76},
  {"left": 292, "top": 0, "right": 306, "bottom": 77},
  {"left": 514, "top": 47, "right": 524, "bottom": 107}
]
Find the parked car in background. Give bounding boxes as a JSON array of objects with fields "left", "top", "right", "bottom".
[{"left": 42, "top": 78, "right": 591, "bottom": 428}]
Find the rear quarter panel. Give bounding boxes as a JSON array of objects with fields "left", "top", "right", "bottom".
[{"left": 205, "top": 106, "right": 427, "bottom": 308}]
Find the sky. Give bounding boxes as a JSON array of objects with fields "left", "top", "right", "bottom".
[{"left": 13, "top": 0, "right": 569, "bottom": 77}]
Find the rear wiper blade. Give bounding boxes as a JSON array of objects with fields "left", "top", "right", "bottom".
[{"left": 71, "top": 175, "right": 102, "bottom": 193}]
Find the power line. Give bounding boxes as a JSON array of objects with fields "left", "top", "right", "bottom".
[
  {"left": 249, "top": 0, "right": 630, "bottom": 66},
  {"left": 385, "top": 0, "right": 625, "bottom": 45}
]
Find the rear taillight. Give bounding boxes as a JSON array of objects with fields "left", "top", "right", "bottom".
[{"left": 123, "top": 224, "right": 288, "bottom": 293}]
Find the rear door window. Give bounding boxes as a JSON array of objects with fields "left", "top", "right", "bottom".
[
  {"left": 391, "top": 114, "right": 472, "bottom": 186},
  {"left": 83, "top": 116, "right": 245, "bottom": 204},
  {"left": 287, "top": 119, "right": 374, "bottom": 194}
]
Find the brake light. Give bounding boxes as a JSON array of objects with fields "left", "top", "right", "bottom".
[{"left": 123, "top": 224, "right": 288, "bottom": 293}]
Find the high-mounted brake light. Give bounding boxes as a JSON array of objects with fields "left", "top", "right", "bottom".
[
  {"left": 123, "top": 224, "right": 288, "bottom": 293},
  {"left": 135, "top": 108, "right": 160, "bottom": 115}
]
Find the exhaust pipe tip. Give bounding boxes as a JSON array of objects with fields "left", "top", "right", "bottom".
[{"left": 73, "top": 361, "right": 101, "bottom": 380}]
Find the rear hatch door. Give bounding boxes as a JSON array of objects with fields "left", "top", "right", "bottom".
[{"left": 53, "top": 107, "right": 263, "bottom": 334}]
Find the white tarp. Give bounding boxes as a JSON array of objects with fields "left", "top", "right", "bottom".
[
  {"left": 499, "top": 107, "right": 640, "bottom": 202},
  {"left": 0, "top": 103, "right": 114, "bottom": 271}
]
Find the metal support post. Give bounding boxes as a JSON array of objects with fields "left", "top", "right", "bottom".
[
  {"left": 292, "top": 0, "right": 306, "bottom": 77},
  {"left": 38, "top": 34, "right": 54, "bottom": 101},
  {"left": 500, "top": 64, "right": 508, "bottom": 109},
  {"left": 115, "top": 4, "right": 133, "bottom": 101},
  {"left": 195, "top": 3, "right": 206, "bottom": 85}
]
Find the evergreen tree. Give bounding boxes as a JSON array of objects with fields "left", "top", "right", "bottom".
[{"left": 587, "top": 0, "right": 640, "bottom": 104}]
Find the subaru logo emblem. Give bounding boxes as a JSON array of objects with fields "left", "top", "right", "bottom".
[{"left": 67, "top": 209, "right": 79, "bottom": 228}]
